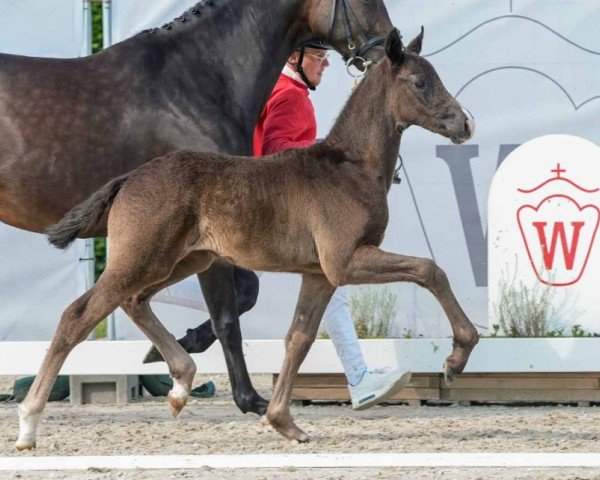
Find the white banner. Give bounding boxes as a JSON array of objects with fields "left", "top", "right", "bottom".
[{"left": 109, "top": 1, "right": 600, "bottom": 339}]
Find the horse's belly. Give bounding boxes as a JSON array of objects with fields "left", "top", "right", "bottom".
[{"left": 201, "top": 228, "right": 321, "bottom": 274}]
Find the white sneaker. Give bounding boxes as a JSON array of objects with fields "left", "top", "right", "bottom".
[{"left": 349, "top": 368, "right": 412, "bottom": 410}]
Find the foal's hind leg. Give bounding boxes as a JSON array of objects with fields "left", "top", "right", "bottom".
[
  {"left": 143, "top": 267, "right": 258, "bottom": 362},
  {"left": 122, "top": 299, "right": 197, "bottom": 417},
  {"left": 267, "top": 274, "right": 335, "bottom": 442},
  {"left": 198, "top": 262, "right": 268, "bottom": 416},
  {"left": 323, "top": 245, "right": 479, "bottom": 383},
  {"left": 16, "top": 273, "right": 132, "bottom": 450},
  {"left": 122, "top": 251, "right": 216, "bottom": 417}
]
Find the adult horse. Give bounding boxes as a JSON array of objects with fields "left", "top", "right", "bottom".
[
  {"left": 21, "top": 27, "right": 478, "bottom": 449},
  {"left": 0, "top": 0, "right": 393, "bottom": 416}
]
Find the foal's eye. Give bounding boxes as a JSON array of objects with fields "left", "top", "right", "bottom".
[{"left": 414, "top": 80, "right": 426, "bottom": 89}]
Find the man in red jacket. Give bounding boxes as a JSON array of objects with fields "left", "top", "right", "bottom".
[{"left": 253, "top": 42, "right": 411, "bottom": 410}]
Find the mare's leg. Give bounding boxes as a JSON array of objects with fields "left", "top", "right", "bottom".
[
  {"left": 144, "top": 267, "right": 259, "bottom": 362},
  {"left": 267, "top": 274, "right": 335, "bottom": 442},
  {"left": 122, "top": 251, "right": 216, "bottom": 417},
  {"left": 198, "top": 262, "right": 268, "bottom": 416},
  {"left": 16, "top": 271, "right": 138, "bottom": 450},
  {"left": 323, "top": 245, "right": 479, "bottom": 383}
]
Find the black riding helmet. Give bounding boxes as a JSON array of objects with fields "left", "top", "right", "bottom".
[{"left": 295, "top": 40, "right": 331, "bottom": 91}]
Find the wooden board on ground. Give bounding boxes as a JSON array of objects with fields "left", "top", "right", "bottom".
[
  {"left": 279, "top": 373, "right": 600, "bottom": 405},
  {"left": 275, "top": 373, "right": 441, "bottom": 403}
]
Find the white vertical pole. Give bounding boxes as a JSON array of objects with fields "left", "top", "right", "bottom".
[
  {"left": 83, "top": 0, "right": 95, "bottom": 339},
  {"left": 102, "top": 0, "right": 112, "bottom": 49},
  {"left": 102, "top": 0, "right": 117, "bottom": 340},
  {"left": 81, "top": 0, "right": 92, "bottom": 57},
  {"left": 84, "top": 239, "right": 96, "bottom": 340}
]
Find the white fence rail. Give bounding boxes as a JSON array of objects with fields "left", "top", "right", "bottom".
[{"left": 1, "top": 338, "right": 599, "bottom": 376}]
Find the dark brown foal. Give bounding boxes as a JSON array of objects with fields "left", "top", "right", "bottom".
[{"left": 18, "top": 28, "right": 477, "bottom": 449}]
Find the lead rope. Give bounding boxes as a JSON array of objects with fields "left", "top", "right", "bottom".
[{"left": 393, "top": 154, "right": 403, "bottom": 185}]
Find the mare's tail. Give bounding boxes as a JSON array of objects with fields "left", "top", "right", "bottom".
[{"left": 45, "top": 174, "right": 129, "bottom": 249}]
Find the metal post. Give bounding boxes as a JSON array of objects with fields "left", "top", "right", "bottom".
[
  {"left": 84, "top": 239, "right": 96, "bottom": 340},
  {"left": 81, "top": 1, "right": 93, "bottom": 57},
  {"left": 102, "top": 0, "right": 112, "bottom": 49},
  {"left": 106, "top": 239, "right": 117, "bottom": 340}
]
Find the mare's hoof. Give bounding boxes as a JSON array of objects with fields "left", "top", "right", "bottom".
[
  {"left": 143, "top": 345, "right": 164, "bottom": 364},
  {"left": 253, "top": 396, "right": 270, "bottom": 416}
]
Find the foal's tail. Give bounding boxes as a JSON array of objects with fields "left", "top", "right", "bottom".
[{"left": 46, "top": 174, "right": 129, "bottom": 249}]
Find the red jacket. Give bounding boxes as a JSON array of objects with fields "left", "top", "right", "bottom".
[{"left": 253, "top": 74, "right": 317, "bottom": 156}]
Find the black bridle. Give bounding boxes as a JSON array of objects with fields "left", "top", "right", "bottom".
[
  {"left": 297, "top": 0, "right": 386, "bottom": 90},
  {"left": 325, "top": 0, "right": 387, "bottom": 62}
]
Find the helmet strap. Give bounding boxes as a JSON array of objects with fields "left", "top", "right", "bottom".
[{"left": 295, "top": 47, "right": 316, "bottom": 91}]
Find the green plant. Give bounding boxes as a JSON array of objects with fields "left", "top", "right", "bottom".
[
  {"left": 490, "top": 323, "right": 500, "bottom": 337},
  {"left": 91, "top": 2, "right": 103, "bottom": 54},
  {"left": 350, "top": 286, "right": 397, "bottom": 339},
  {"left": 493, "top": 262, "right": 580, "bottom": 337}
]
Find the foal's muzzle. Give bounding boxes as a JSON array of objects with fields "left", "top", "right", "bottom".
[{"left": 449, "top": 107, "right": 476, "bottom": 144}]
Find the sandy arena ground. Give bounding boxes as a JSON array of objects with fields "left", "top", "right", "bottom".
[{"left": 2, "top": 374, "right": 600, "bottom": 479}]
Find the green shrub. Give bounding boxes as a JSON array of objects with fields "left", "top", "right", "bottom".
[
  {"left": 493, "top": 263, "right": 586, "bottom": 337},
  {"left": 350, "top": 286, "right": 397, "bottom": 339}
]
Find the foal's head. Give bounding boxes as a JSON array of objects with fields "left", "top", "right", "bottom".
[{"left": 383, "top": 28, "right": 475, "bottom": 144}]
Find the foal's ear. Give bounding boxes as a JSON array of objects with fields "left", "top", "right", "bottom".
[
  {"left": 406, "top": 26, "right": 424, "bottom": 55},
  {"left": 385, "top": 28, "right": 404, "bottom": 66}
]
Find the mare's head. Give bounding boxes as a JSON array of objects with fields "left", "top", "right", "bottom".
[
  {"left": 382, "top": 28, "right": 475, "bottom": 144},
  {"left": 307, "top": 0, "right": 394, "bottom": 68}
]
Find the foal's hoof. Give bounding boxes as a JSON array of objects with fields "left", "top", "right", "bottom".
[
  {"left": 143, "top": 345, "right": 164, "bottom": 364},
  {"left": 167, "top": 384, "right": 189, "bottom": 418},
  {"left": 272, "top": 421, "right": 310, "bottom": 443},
  {"left": 259, "top": 415, "right": 273, "bottom": 431},
  {"left": 15, "top": 439, "right": 35, "bottom": 451},
  {"left": 443, "top": 361, "right": 459, "bottom": 385}
]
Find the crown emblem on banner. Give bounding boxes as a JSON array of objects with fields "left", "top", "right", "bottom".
[{"left": 516, "top": 164, "right": 600, "bottom": 287}]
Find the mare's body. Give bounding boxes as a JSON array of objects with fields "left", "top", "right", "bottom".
[{"left": 0, "top": 0, "right": 393, "bottom": 416}]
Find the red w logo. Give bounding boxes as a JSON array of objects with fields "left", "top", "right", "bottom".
[{"left": 532, "top": 221, "right": 584, "bottom": 270}]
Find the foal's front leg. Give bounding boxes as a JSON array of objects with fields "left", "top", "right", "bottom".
[
  {"left": 267, "top": 274, "right": 335, "bottom": 442},
  {"left": 325, "top": 245, "right": 479, "bottom": 383}
]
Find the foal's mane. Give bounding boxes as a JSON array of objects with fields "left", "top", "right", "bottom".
[{"left": 139, "top": 0, "right": 223, "bottom": 36}]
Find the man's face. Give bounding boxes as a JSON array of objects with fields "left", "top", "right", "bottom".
[{"left": 289, "top": 47, "right": 330, "bottom": 86}]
